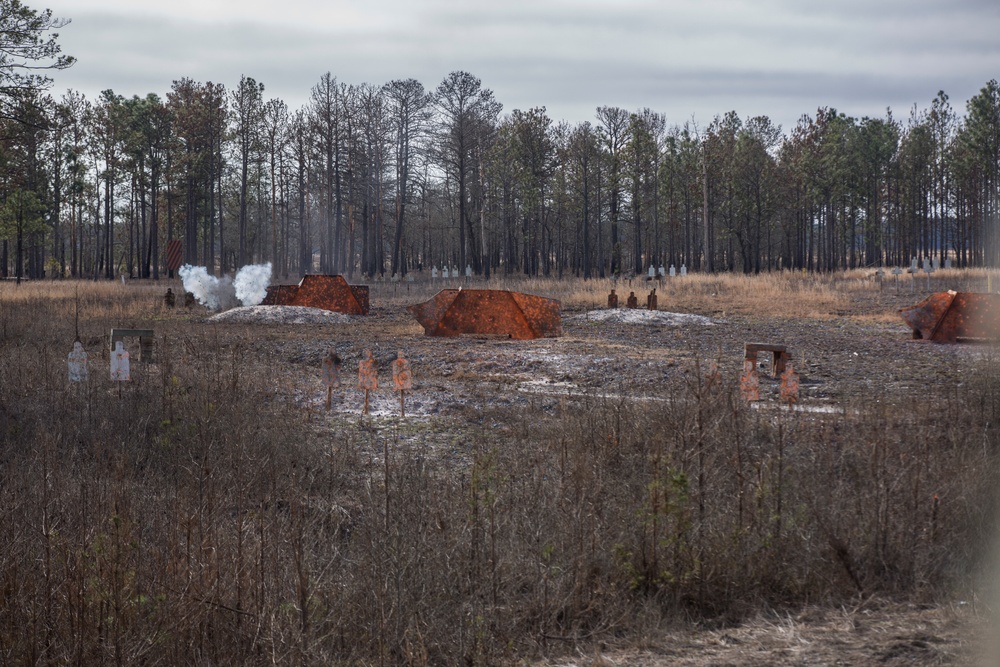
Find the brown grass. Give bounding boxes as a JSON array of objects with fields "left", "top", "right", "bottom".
[
  {"left": 368, "top": 271, "right": 852, "bottom": 318},
  {"left": 0, "top": 273, "right": 996, "bottom": 665},
  {"left": 368, "top": 267, "right": 997, "bottom": 320}
]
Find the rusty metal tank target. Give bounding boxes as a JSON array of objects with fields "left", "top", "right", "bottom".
[
  {"left": 407, "top": 289, "right": 561, "bottom": 340},
  {"left": 261, "top": 275, "right": 370, "bottom": 314},
  {"left": 899, "top": 291, "right": 1000, "bottom": 343}
]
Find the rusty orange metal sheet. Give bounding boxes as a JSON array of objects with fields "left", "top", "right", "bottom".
[
  {"left": 392, "top": 353, "right": 413, "bottom": 391},
  {"left": 900, "top": 291, "right": 1000, "bottom": 342},
  {"left": 322, "top": 349, "right": 341, "bottom": 387},
  {"left": 261, "top": 275, "right": 370, "bottom": 315},
  {"left": 780, "top": 364, "right": 800, "bottom": 404},
  {"left": 408, "top": 289, "right": 562, "bottom": 339},
  {"left": 358, "top": 350, "right": 378, "bottom": 390},
  {"left": 739, "top": 359, "right": 759, "bottom": 402}
]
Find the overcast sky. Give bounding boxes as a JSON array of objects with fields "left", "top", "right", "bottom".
[{"left": 43, "top": 0, "right": 1000, "bottom": 134}]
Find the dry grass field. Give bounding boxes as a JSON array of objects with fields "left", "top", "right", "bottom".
[{"left": 0, "top": 270, "right": 997, "bottom": 666}]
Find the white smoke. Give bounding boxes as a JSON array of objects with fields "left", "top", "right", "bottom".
[
  {"left": 234, "top": 262, "right": 272, "bottom": 307},
  {"left": 178, "top": 265, "right": 236, "bottom": 311},
  {"left": 179, "top": 263, "right": 271, "bottom": 311}
]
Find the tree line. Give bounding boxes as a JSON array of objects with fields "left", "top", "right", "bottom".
[{"left": 1, "top": 5, "right": 999, "bottom": 281}]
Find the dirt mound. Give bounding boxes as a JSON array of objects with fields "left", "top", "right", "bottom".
[
  {"left": 572, "top": 309, "right": 715, "bottom": 326},
  {"left": 207, "top": 305, "right": 354, "bottom": 325}
]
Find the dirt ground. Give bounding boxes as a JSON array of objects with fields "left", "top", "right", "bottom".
[
  {"left": 222, "top": 283, "right": 992, "bottom": 426},
  {"left": 204, "top": 280, "right": 996, "bottom": 666}
]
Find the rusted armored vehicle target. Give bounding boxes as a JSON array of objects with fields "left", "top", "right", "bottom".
[
  {"left": 261, "top": 275, "right": 370, "bottom": 315},
  {"left": 408, "top": 289, "right": 561, "bottom": 340},
  {"left": 900, "top": 290, "right": 1000, "bottom": 343}
]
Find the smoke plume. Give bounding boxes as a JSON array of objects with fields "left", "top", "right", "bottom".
[
  {"left": 234, "top": 262, "right": 272, "bottom": 306},
  {"left": 179, "top": 263, "right": 272, "bottom": 311}
]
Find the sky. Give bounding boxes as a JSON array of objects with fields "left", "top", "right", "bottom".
[{"left": 42, "top": 0, "right": 1000, "bottom": 135}]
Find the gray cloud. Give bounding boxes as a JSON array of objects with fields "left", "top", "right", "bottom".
[{"left": 48, "top": 2, "right": 1000, "bottom": 133}]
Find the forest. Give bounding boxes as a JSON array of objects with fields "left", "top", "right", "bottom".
[{"left": 1, "top": 3, "right": 999, "bottom": 282}]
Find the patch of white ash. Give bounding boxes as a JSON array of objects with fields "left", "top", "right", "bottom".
[
  {"left": 207, "top": 305, "right": 355, "bottom": 325},
  {"left": 572, "top": 309, "right": 714, "bottom": 326}
]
